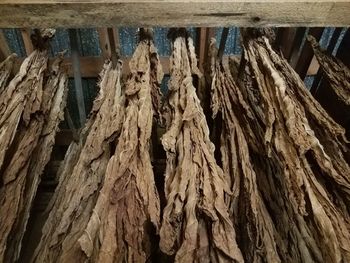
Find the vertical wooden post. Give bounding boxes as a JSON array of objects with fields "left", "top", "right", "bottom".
[
  {"left": 0, "top": 29, "right": 11, "bottom": 61},
  {"left": 196, "top": 27, "right": 215, "bottom": 72},
  {"left": 295, "top": 27, "right": 324, "bottom": 80},
  {"left": 98, "top": 27, "right": 120, "bottom": 62},
  {"left": 20, "top": 28, "right": 34, "bottom": 56},
  {"left": 289, "top": 27, "right": 307, "bottom": 68},
  {"left": 97, "top": 28, "right": 112, "bottom": 60},
  {"left": 217, "top": 27, "right": 229, "bottom": 61},
  {"left": 310, "top": 27, "right": 343, "bottom": 94},
  {"left": 68, "top": 29, "right": 86, "bottom": 127}
]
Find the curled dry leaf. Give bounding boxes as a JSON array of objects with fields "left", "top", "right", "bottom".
[
  {"left": 32, "top": 60, "right": 125, "bottom": 263},
  {"left": 159, "top": 33, "right": 243, "bottom": 263},
  {"left": 78, "top": 37, "right": 162, "bottom": 263},
  {"left": 0, "top": 49, "right": 48, "bottom": 262},
  {"left": 309, "top": 35, "right": 350, "bottom": 105},
  {"left": 7, "top": 55, "right": 69, "bottom": 262},
  {"left": 209, "top": 40, "right": 281, "bottom": 263},
  {"left": 240, "top": 30, "right": 350, "bottom": 263},
  {"left": 0, "top": 54, "right": 16, "bottom": 92}
]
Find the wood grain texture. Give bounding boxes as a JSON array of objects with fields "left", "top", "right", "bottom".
[
  {"left": 20, "top": 28, "right": 34, "bottom": 56},
  {"left": 0, "top": 1, "right": 350, "bottom": 27}
]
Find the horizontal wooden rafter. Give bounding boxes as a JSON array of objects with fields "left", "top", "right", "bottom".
[{"left": 0, "top": 1, "right": 350, "bottom": 27}]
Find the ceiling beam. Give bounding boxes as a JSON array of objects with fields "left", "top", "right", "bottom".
[{"left": 1, "top": 1, "right": 350, "bottom": 27}]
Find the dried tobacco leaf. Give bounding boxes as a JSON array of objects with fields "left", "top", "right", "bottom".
[
  {"left": 241, "top": 30, "right": 350, "bottom": 263},
  {"left": 78, "top": 35, "right": 162, "bottom": 263},
  {"left": 0, "top": 50, "right": 47, "bottom": 173},
  {"left": 309, "top": 35, "right": 350, "bottom": 105},
  {"left": 6, "top": 55, "right": 68, "bottom": 262},
  {"left": 159, "top": 32, "right": 243, "bottom": 263},
  {"left": 0, "top": 54, "right": 16, "bottom": 92},
  {"left": 0, "top": 49, "right": 48, "bottom": 262},
  {"left": 32, "top": 60, "right": 125, "bottom": 263},
  {"left": 209, "top": 41, "right": 281, "bottom": 263}
]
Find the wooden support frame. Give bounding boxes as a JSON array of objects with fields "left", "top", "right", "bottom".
[
  {"left": 196, "top": 27, "right": 215, "bottom": 72},
  {"left": 0, "top": 29, "right": 11, "bottom": 61},
  {"left": 69, "top": 28, "right": 87, "bottom": 127},
  {"left": 20, "top": 28, "right": 34, "bottom": 55},
  {"left": 1, "top": 1, "right": 350, "bottom": 28},
  {"left": 295, "top": 27, "right": 324, "bottom": 80}
]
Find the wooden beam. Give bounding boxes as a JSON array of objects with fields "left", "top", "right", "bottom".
[
  {"left": 275, "top": 28, "right": 297, "bottom": 60},
  {"left": 217, "top": 27, "right": 229, "bottom": 61},
  {"left": 0, "top": 29, "right": 11, "bottom": 61},
  {"left": 20, "top": 28, "right": 34, "bottom": 55},
  {"left": 197, "top": 27, "right": 215, "bottom": 72},
  {"left": 97, "top": 28, "right": 111, "bottom": 60},
  {"left": 310, "top": 27, "right": 345, "bottom": 94},
  {"left": 336, "top": 28, "right": 350, "bottom": 68},
  {"left": 289, "top": 27, "right": 307, "bottom": 68},
  {"left": 69, "top": 29, "right": 87, "bottom": 127},
  {"left": 1, "top": 1, "right": 350, "bottom": 27},
  {"left": 295, "top": 27, "right": 324, "bottom": 80}
]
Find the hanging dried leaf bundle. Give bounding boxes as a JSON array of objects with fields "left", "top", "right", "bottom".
[
  {"left": 159, "top": 31, "right": 243, "bottom": 263},
  {"left": 32, "top": 60, "right": 125, "bottom": 263},
  {"left": 0, "top": 47, "right": 49, "bottom": 262},
  {"left": 239, "top": 30, "right": 350, "bottom": 263},
  {"left": 7, "top": 55, "right": 69, "bottom": 262},
  {"left": 0, "top": 49, "right": 48, "bottom": 173},
  {"left": 0, "top": 54, "right": 16, "bottom": 92},
  {"left": 209, "top": 41, "right": 280, "bottom": 263},
  {"left": 78, "top": 32, "right": 162, "bottom": 263},
  {"left": 309, "top": 36, "right": 350, "bottom": 105}
]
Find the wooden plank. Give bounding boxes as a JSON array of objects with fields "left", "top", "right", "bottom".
[
  {"left": 307, "top": 56, "right": 319, "bottom": 75},
  {"left": 97, "top": 28, "right": 111, "bottom": 60},
  {"left": 289, "top": 27, "right": 307, "bottom": 68},
  {"left": 275, "top": 28, "right": 297, "bottom": 60},
  {"left": 20, "top": 28, "right": 34, "bottom": 55},
  {"left": 68, "top": 29, "right": 87, "bottom": 127},
  {"left": 0, "top": 29, "right": 11, "bottom": 61},
  {"left": 1, "top": 1, "right": 350, "bottom": 27},
  {"left": 295, "top": 27, "right": 324, "bottom": 80},
  {"left": 336, "top": 28, "right": 350, "bottom": 68},
  {"left": 310, "top": 27, "right": 343, "bottom": 93},
  {"left": 196, "top": 27, "right": 215, "bottom": 71},
  {"left": 217, "top": 27, "right": 229, "bottom": 60}
]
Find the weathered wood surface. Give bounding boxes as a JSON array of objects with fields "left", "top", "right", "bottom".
[{"left": 1, "top": 0, "right": 350, "bottom": 27}]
